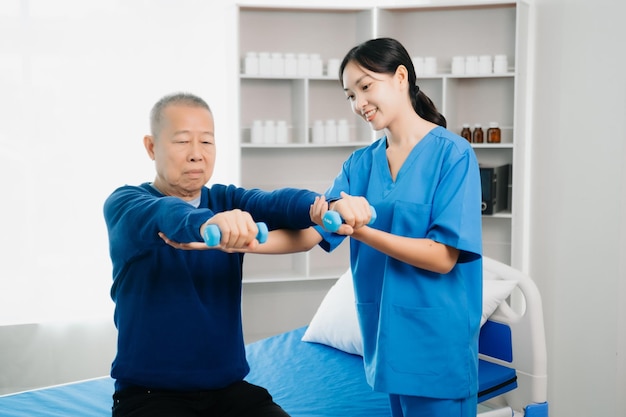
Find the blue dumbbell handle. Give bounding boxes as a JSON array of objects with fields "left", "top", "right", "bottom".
[
  {"left": 203, "top": 222, "right": 269, "bottom": 247},
  {"left": 322, "top": 206, "right": 377, "bottom": 233}
]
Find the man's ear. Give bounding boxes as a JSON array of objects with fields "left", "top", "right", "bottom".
[{"left": 144, "top": 135, "right": 156, "bottom": 160}]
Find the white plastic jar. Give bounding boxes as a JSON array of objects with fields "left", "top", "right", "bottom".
[
  {"left": 337, "top": 119, "right": 350, "bottom": 143},
  {"left": 451, "top": 56, "right": 465, "bottom": 75},
  {"left": 479, "top": 55, "right": 493, "bottom": 74},
  {"left": 258, "top": 52, "right": 272, "bottom": 76},
  {"left": 411, "top": 56, "right": 424, "bottom": 76},
  {"left": 327, "top": 58, "right": 341, "bottom": 78},
  {"left": 284, "top": 53, "right": 297, "bottom": 76},
  {"left": 297, "top": 53, "right": 310, "bottom": 77},
  {"left": 250, "top": 120, "right": 263, "bottom": 144},
  {"left": 424, "top": 56, "right": 437, "bottom": 75},
  {"left": 263, "top": 120, "right": 275, "bottom": 144},
  {"left": 310, "top": 54, "right": 323, "bottom": 77},
  {"left": 276, "top": 120, "right": 288, "bottom": 144},
  {"left": 465, "top": 55, "right": 478, "bottom": 75},
  {"left": 493, "top": 55, "right": 508, "bottom": 74},
  {"left": 311, "top": 120, "right": 324, "bottom": 144},
  {"left": 244, "top": 52, "right": 259, "bottom": 75},
  {"left": 324, "top": 119, "right": 337, "bottom": 143},
  {"left": 271, "top": 52, "right": 284, "bottom": 76}
]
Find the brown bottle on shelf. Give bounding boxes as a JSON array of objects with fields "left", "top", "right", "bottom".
[
  {"left": 460, "top": 124, "right": 472, "bottom": 142},
  {"left": 487, "top": 122, "right": 501, "bottom": 143},
  {"left": 472, "top": 124, "right": 484, "bottom": 143}
]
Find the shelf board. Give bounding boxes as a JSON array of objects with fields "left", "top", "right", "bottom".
[
  {"left": 241, "top": 74, "right": 338, "bottom": 81},
  {"left": 483, "top": 210, "right": 512, "bottom": 219},
  {"left": 242, "top": 263, "right": 347, "bottom": 284},
  {"left": 444, "top": 72, "right": 515, "bottom": 79},
  {"left": 472, "top": 143, "right": 514, "bottom": 149},
  {"left": 241, "top": 72, "right": 516, "bottom": 81},
  {"left": 243, "top": 274, "right": 340, "bottom": 284},
  {"left": 241, "top": 142, "right": 371, "bottom": 149}
]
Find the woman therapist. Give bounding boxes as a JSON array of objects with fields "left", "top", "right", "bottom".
[{"left": 310, "top": 38, "right": 483, "bottom": 417}]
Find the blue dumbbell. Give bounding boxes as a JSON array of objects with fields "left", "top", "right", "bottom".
[
  {"left": 322, "top": 206, "right": 377, "bottom": 232},
  {"left": 203, "top": 222, "right": 269, "bottom": 247}
]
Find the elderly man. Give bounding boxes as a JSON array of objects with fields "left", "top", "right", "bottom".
[{"left": 103, "top": 92, "right": 318, "bottom": 417}]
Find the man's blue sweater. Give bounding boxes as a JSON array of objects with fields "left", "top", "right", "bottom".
[{"left": 103, "top": 183, "right": 317, "bottom": 391}]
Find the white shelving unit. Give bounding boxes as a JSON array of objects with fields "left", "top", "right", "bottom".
[
  {"left": 238, "top": 6, "right": 374, "bottom": 284},
  {"left": 237, "top": 2, "right": 532, "bottom": 283}
]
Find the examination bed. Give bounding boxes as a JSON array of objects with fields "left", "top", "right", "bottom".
[{"left": 0, "top": 257, "right": 548, "bottom": 416}]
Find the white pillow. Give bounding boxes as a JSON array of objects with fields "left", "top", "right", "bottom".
[
  {"left": 301, "top": 268, "right": 363, "bottom": 355},
  {"left": 481, "top": 278, "right": 518, "bottom": 326},
  {"left": 302, "top": 267, "right": 518, "bottom": 356}
]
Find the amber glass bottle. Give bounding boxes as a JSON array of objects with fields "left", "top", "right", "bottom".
[
  {"left": 472, "top": 124, "right": 484, "bottom": 143},
  {"left": 487, "top": 122, "right": 501, "bottom": 143},
  {"left": 460, "top": 124, "right": 472, "bottom": 142}
]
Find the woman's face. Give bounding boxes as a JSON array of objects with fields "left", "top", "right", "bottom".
[{"left": 342, "top": 60, "right": 408, "bottom": 132}]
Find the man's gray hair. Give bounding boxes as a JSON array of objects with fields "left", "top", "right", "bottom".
[{"left": 150, "top": 92, "right": 212, "bottom": 138}]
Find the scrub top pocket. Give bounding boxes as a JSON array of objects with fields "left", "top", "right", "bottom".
[
  {"left": 390, "top": 200, "right": 432, "bottom": 238},
  {"left": 386, "top": 304, "right": 451, "bottom": 376}
]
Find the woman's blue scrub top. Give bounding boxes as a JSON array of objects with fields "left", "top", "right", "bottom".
[{"left": 317, "top": 127, "right": 483, "bottom": 399}]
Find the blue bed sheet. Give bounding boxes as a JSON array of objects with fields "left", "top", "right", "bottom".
[
  {"left": 0, "top": 377, "right": 114, "bottom": 417},
  {"left": 0, "top": 326, "right": 517, "bottom": 416},
  {"left": 245, "top": 326, "right": 517, "bottom": 416},
  {"left": 245, "top": 326, "right": 391, "bottom": 417}
]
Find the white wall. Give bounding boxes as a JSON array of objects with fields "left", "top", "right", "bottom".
[
  {"left": 0, "top": 0, "right": 240, "bottom": 325},
  {"left": 0, "top": 318, "right": 117, "bottom": 395},
  {"left": 530, "top": 0, "right": 626, "bottom": 416},
  {"left": 0, "top": 0, "right": 241, "bottom": 393}
]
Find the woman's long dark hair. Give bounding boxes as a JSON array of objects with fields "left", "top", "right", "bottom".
[{"left": 339, "top": 37, "right": 446, "bottom": 128}]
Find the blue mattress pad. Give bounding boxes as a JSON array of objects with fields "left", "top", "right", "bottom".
[{"left": 0, "top": 326, "right": 518, "bottom": 416}]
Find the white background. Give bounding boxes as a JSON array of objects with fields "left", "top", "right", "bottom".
[{"left": 0, "top": 0, "right": 624, "bottom": 415}]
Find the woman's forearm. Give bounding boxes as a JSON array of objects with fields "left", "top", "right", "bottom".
[{"left": 351, "top": 227, "right": 459, "bottom": 274}]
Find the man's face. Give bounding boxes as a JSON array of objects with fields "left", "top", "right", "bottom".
[{"left": 144, "top": 104, "right": 216, "bottom": 200}]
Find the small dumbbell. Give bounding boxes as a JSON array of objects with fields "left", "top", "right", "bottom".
[
  {"left": 322, "top": 206, "right": 377, "bottom": 232},
  {"left": 203, "top": 222, "right": 269, "bottom": 247}
]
